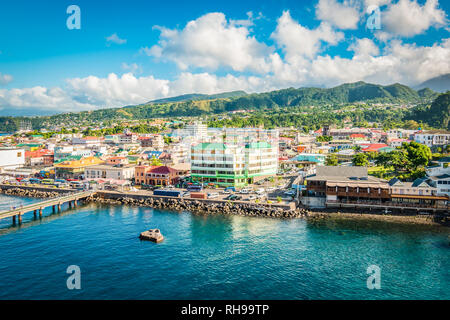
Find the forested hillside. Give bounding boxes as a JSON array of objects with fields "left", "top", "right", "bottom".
[{"left": 0, "top": 82, "right": 444, "bottom": 132}]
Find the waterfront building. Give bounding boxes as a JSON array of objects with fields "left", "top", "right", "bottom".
[
  {"left": 304, "top": 166, "right": 390, "bottom": 208},
  {"left": 134, "top": 165, "right": 182, "bottom": 186},
  {"left": 427, "top": 174, "right": 450, "bottom": 198},
  {"left": 389, "top": 177, "right": 448, "bottom": 207},
  {"left": 190, "top": 140, "right": 278, "bottom": 187},
  {"left": 0, "top": 148, "right": 25, "bottom": 171},
  {"left": 85, "top": 164, "right": 136, "bottom": 180},
  {"left": 54, "top": 156, "right": 104, "bottom": 179}
]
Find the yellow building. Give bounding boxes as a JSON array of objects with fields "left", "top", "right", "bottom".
[{"left": 55, "top": 156, "right": 104, "bottom": 179}]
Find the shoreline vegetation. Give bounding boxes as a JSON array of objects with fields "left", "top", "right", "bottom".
[{"left": 1, "top": 187, "right": 448, "bottom": 229}]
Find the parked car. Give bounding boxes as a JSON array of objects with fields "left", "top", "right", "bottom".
[
  {"left": 283, "top": 190, "right": 296, "bottom": 196},
  {"left": 225, "top": 194, "right": 241, "bottom": 201},
  {"left": 239, "top": 188, "right": 252, "bottom": 194},
  {"left": 255, "top": 188, "right": 265, "bottom": 195},
  {"left": 248, "top": 195, "right": 257, "bottom": 200},
  {"left": 207, "top": 192, "right": 219, "bottom": 199},
  {"left": 182, "top": 191, "right": 190, "bottom": 198}
]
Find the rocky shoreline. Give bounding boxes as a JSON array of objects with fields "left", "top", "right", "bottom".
[
  {"left": 1, "top": 187, "right": 65, "bottom": 199},
  {"left": 2, "top": 187, "right": 448, "bottom": 227},
  {"left": 306, "top": 210, "right": 450, "bottom": 227},
  {"left": 86, "top": 194, "right": 309, "bottom": 219}
]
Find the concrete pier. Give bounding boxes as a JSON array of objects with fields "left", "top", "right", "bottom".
[{"left": 0, "top": 191, "right": 93, "bottom": 224}]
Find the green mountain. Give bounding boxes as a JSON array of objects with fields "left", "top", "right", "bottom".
[
  {"left": 408, "top": 92, "right": 450, "bottom": 130},
  {"left": 416, "top": 74, "right": 450, "bottom": 93},
  {"left": 143, "top": 90, "right": 248, "bottom": 105},
  {"left": 0, "top": 82, "right": 442, "bottom": 132}
]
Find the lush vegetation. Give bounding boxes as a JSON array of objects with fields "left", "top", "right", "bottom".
[
  {"left": 406, "top": 92, "right": 450, "bottom": 130},
  {"left": 1, "top": 82, "right": 444, "bottom": 132},
  {"left": 357, "top": 142, "right": 433, "bottom": 180}
]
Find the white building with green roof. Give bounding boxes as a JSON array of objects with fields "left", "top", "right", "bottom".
[{"left": 190, "top": 140, "right": 278, "bottom": 187}]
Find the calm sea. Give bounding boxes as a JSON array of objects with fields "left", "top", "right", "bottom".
[{"left": 0, "top": 194, "right": 448, "bottom": 300}]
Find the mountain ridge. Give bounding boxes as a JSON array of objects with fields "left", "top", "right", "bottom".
[
  {"left": 0, "top": 81, "right": 443, "bottom": 132},
  {"left": 416, "top": 74, "right": 450, "bottom": 93}
]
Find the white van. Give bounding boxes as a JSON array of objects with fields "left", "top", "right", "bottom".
[
  {"left": 255, "top": 188, "right": 265, "bottom": 195},
  {"left": 207, "top": 192, "right": 219, "bottom": 199}
]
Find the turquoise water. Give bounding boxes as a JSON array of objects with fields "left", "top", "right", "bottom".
[{"left": 0, "top": 194, "right": 449, "bottom": 300}]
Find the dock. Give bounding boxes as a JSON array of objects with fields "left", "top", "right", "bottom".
[{"left": 0, "top": 191, "right": 93, "bottom": 224}]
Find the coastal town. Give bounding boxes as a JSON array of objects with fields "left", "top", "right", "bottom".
[{"left": 0, "top": 119, "right": 448, "bottom": 221}]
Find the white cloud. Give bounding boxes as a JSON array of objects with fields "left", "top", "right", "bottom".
[
  {"left": 383, "top": 0, "right": 448, "bottom": 37},
  {"left": 364, "top": 0, "right": 391, "bottom": 7},
  {"left": 121, "top": 63, "right": 142, "bottom": 74},
  {"left": 271, "top": 10, "right": 344, "bottom": 60},
  {"left": 106, "top": 33, "right": 127, "bottom": 45},
  {"left": 316, "top": 0, "right": 361, "bottom": 29},
  {"left": 348, "top": 38, "right": 380, "bottom": 56},
  {"left": 0, "top": 73, "right": 13, "bottom": 85},
  {"left": 2, "top": 9, "right": 450, "bottom": 113},
  {"left": 146, "top": 12, "right": 274, "bottom": 73}
]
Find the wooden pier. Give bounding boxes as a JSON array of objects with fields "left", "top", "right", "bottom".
[{"left": 0, "top": 191, "right": 93, "bottom": 225}]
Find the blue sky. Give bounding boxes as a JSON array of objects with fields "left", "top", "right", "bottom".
[{"left": 0, "top": 0, "right": 449, "bottom": 115}]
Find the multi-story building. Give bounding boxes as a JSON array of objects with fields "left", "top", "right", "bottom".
[
  {"left": 25, "top": 149, "right": 54, "bottom": 166},
  {"left": 414, "top": 131, "right": 450, "bottom": 148},
  {"left": 119, "top": 132, "right": 138, "bottom": 144},
  {"left": 85, "top": 164, "right": 135, "bottom": 180},
  {"left": 185, "top": 121, "right": 208, "bottom": 139},
  {"left": 134, "top": 165, "right": 182, "bottom": 186},
  {"left": 426, "top": 157, "right": 450, "bottom": 177},
  {"left": 0, "top": 148, "right": 25, "bottom": 171},
  {"left": 55, "top": 156, "right": 104, "bottom": 179},
  {"left": 72, "top": 136, "right": 102, "bottom": 146},
  {"left": 139, "top": 134, "right": 164, "bottom": 151},
  {"left": 304, "top": 166, "right": 449, "bottom": 209},
  {"left": 190, "top": 140, "right": 278, "bottom": 187},
  {"left": 305, "top": 166, "right": 390, "bottom": 208},
  {"left": 169, "top": 143, "right": 189, "bottom": 164},
  {"left": 389, "top": 177, "right": 447, "bottom": 207}
]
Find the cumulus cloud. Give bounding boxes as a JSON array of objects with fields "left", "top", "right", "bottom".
[
  {"left": 316, "top": 0, "right": 361, "bottom": 29},
  {"left": 106, "top": 33, "right": 127, "bottom": 45},
  {"left": 383, "top": 0, "right": 448, "bottom": 37},
  {"left": 0, "top": 73, "right": 13, "bottom": 85},
  {"left": 348, "top": 38, "right": 380, "bottom": 56},
  {"left": 121, "top": 63, "right": 142, "bottom": 74},
  {"left": 2, "top": 9, "right": 450, "bottom": 113},
  {"left": 271, "top": 10, "right": 344, "bottom": 60},
  {"left": 145, "top": 12, "right": 274, "bottom": 73}
]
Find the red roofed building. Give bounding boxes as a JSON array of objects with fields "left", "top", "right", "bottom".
[
  {"left": 106, "top": 156, "right": 129, "bottom": 165},
  {"left": 134, "top": 165, "right": 181, "bottom": 186},
  {"left": 350, "top": 133, "right": 366, "bottom": 140},
  {"left": 25, "top": 149, "right": 54, "bottom": 166},
  {"left": 361, "top": 143, "right": 389, "bottom": 153}
]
